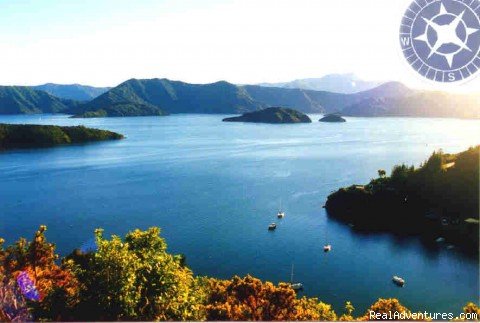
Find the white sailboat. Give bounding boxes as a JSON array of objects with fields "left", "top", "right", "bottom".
[
  {"left": 277, "top": 200, "right": 285, "bottom": 218},
  {"left": 290, "top": 264, "right": 303, "bottom": 291}
]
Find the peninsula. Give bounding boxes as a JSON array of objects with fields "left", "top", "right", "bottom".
[
  {"left": 0, "top": 124, "right": 124, "bottom": 150},
  {"left": 325, "top": 146, "right": 479, "bottom": 253}
]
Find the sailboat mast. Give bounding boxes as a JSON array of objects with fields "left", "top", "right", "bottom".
[{"left": 290, "top": 263, "right": 294, "bottom": 283}]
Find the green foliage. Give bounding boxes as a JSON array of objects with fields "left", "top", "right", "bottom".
[
  {"left": 70, "top": 227, "right": 206, "bottom": 321},
  {"left": 75, "top": 102, "right": 169, "bottom": 118},
  {"left": 0, "top": 124, "right": 123, "bottom": 150},
  {"left": 326, "top": 147, "right": 480, "bottom": 252},
  {"left": 223, "top": 107, "right": 312, "bottom": 124}
]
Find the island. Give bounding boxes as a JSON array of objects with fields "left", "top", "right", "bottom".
[
  {"left": 325, "top": 146, "right": 479, "bottom": 254},
  {"left": 319, "top": 114, "right": 346, "bottom": 122},
  {"left": 0, "top": 124, "right": 124, "bottom": 150},
  {"left": 222, "top": 107, "right": 312, "bottom": 124}
]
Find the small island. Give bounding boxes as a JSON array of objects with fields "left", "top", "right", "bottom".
[
  {"left": 0, "top": 124, "right": 124, "bottom": 150},
  {"left": 325, "top": 146, "right": 479, "bottom": 254},
  {"left": 223, "top": 107, "right": 312, "bottom": 124},
  {"left": 319, "top": 114, "right": 346, "bottom": 122}
]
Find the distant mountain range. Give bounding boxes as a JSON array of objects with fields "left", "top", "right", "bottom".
[
  {"left": 0, "top": 86, "right": 79, "bottom": 115},
  {"left": 0, "top": 78, "right": 478, "bottom": 119},
  {"left": 257, "top": 74, "right": 381, "bottom": 94},
  {"left": 80, "top": 79, "right": 263, "bottom": 116},
  {"left": 33, "top": 83, "right": 110, "bottom": 101}
]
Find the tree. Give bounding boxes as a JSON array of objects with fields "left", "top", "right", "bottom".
[
  {"left": 377, "top": 169, "right": 386, "bottom": 178},
  {"left": 338, "top": 301, "right": 355, "bottom": 321}
]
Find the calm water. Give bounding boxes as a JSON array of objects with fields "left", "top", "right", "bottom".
[{"left": 0, "top": 114, "right": 479, "bottom": 315}]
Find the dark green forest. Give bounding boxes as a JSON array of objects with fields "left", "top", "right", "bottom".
[
  {"left": 0, "top": 124, "right": 123, "bottom": 150},
  {"left": 326, "top": 146, "right": 480, "bottom": 253}
]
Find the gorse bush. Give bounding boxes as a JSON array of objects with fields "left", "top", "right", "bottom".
[
  {"left": 0, "top": 227, "right": 478, "bottom": 321},
  {"left": 205, "top": 275, "right": 336, "bottom": 321},
  {"left": 69, "top": 227, "right": 207, "bottom": 321}
]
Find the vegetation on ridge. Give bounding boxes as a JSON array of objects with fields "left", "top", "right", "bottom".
[
  {"left": 1, "top": 226, "right": 478, "bottom": 321},
  {"left": 0, "top": 124, "right": 123, "bottom": 150},
  {"left": 0, "top": 86, "right": 80, "bottom": 115},
  {"left": 223, "top": 107, "right": 312, "bottom": 123},
  {"left": 326, "top": 146, "right": 480, "bottom": 253}
]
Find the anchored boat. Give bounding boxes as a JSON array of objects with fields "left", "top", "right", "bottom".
[
  {"left": 277, "top": 200, "right": 285, "bottom": 218},
  {"left": 392, "top": 276, "right": 405, "bottom": 287},
  {"left": 290, "top": 264, "right": 303, "bottom": 291}
]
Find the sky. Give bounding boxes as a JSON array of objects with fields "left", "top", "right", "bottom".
[{"left": 0, "top": 0, "right": 479, "bottom": 92}]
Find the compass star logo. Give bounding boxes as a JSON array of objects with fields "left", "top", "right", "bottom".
[{"left": 400, "top": 0, "right": 480, "bottom": 83}]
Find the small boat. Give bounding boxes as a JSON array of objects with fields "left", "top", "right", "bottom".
[
  {"left": 277, "top": 200, "right": 285, "bottom": 218},
  {"left": 291, "top": 282, "right": 303, "bottom": 291},
  {"left": 268, "top": 223, "right": 277, "bottom": 230},
  {"left": 392, "top": 276, "right": 405, "bottom": 287},
  {"left": 323, "top": 244, "right": 332, "bottom": 252},
  {"left": 290, "top": 264, "right": 303, "bottom": 291}
]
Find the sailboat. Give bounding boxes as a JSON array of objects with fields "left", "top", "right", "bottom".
[
  {"left": 277, "top": 200, "right": 285, "bottom": 218},
  {"left": 290, "top": 264, "right": 303, "bottom": 291}
]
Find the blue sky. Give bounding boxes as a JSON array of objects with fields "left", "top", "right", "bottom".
[{"left": 0, "top": 0, "right": 478, "bottom": 92}]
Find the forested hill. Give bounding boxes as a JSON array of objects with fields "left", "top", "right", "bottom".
[
  {"left": 33, "top": 83, "right": 111, "bottom": 101},
  {"left": 0, "top": 124, "right": 123, "bottom": 150},
  {"left": 79, "top": 78, "right": 266, "bottom": 116},
  {"left": 1, "top": 79, "right": 479, "bottom": 118},
  {"left": 77, "top": 79, "right": 411, "bottom": 116},
  {"left": 325, "top": 146, "right": 480, "bottom": 254},
  {"left": 0, "top": 86, "right": 79, "bottom": 115},
  {"left": 76, "top": 78, "right": 480, "bottom": 118}
]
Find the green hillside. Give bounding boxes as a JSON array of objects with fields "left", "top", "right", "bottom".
[
  {"left": 0, "top": 86, "right": 79, "bottom": 114},
  {"left": 325, "top": 146, "right": 480, "bottom": 253},
  {"left": 0, "top": 124, "right": 123, "bottom": 150},
  {"left": 77, "top": 78, "right": 264, "bottom": 117},
  {"left": 33, "top": 83, "right": 111, "bottom": 101}
]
